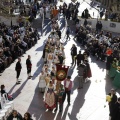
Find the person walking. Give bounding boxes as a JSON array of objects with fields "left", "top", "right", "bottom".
[
  {"left": 76, "top": 50, "right": 84, "bottom": 66},
  {"left": 66, "top": 25, "right": 71, "bottom": 40},
  {"left": 55, "top": 84, "right": 64, "bottom": 112},
  {"left": 15, "top": 58, "right": 22, "bottom": 84},
  {"left": 26, "top": 55, "right": 32, "bottom": 79},
  {"left": 77, "top": 63, "right": 86, "bottom": 89},
  {"left": 71, "top": 44, "right": 77, "bottom": 65},
  {"left": 63, "top": 76, "right": 73, "bottom": 106}
]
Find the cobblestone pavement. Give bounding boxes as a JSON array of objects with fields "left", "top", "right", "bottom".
[{"left": 0, "top": 1, "right": 120, "bottom": 120}]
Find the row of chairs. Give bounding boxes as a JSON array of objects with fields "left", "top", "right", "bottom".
[{"left": 0, "top": 93, "right": 14, "bottom": 120}]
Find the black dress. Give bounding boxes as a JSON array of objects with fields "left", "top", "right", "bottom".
[
  {"left": 108, "top": 93, "right": 117, "bottom": 117},
  {"left": 112, "top": 102, "right": 120, "bottom": 120},
  {"left": 106, "top": 55, "right": 113, "bottom": 70}
]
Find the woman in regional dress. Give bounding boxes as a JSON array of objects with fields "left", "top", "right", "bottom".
[
  {"left": 44, "top": 81, "right": 56, "bottom": 110},
  {"left": 39, "top": 71, "right": 46, "bottom": 93}
]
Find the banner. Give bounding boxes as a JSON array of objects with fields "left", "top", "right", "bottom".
[{"left": 56, "top": 64, "right": 69, "bottom": 81}]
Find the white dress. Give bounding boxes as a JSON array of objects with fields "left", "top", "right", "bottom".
[
  {"left": 47, "top": 53, "right": 53, "bottom": 68},
  {"left": 39, "top": 74, "right": 46, "bottom": 88}
]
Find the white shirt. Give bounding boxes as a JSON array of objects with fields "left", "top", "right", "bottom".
[
  {"left": 66, "top": 81, "right": 70, "bottom": 88},
  {"left": 66, "top": 80, "right": 74, "bottom": 88}
]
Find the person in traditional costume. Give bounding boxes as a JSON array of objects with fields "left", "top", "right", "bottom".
[
  {"left": 42, "top": 64, "right": 49, "bottom": 72},
  {"left": 50, "top": 39, "right": 55, "bottom": 53},
  {"left": 43, "top": 44, "right": 50, "bottom": 63},
  {"left": 56, "top": 39, "right": 60, "bottom": 47},
  {"left": 53, "top": 55, "right": 59, "bottom": 65},
  {"left": 52, "top": 62, "right": 56, "bottom": 70},
  {"left": 63, "top": 76, "right": 73, "bottom": 106},
  {"left": 60, "top": 47, "right": 65, "bottom": 59},
  {"left": 39, "top": 71, "right": 46, "bottom": 93},
  {"left": 51, "top": 66, "right": 56, "bottom": 83},
  {"left": 44, "top": 81, "right": 56, "bottom": 110},
  {"left": 45, "top": 74, "right": 51, "bottom": 85},
  {"left": 54, "top": 47, "right": 60, "bottom": 55},
  {"left": 55, "top": 84, "right": 65, "bottom": 112},
  {"left": 26, "top": 55, "right": 32, "bottom": 79},
  {"left": 47, "top": 51, "right": 53, "bottom": 69},
  {"left": 58, "top": 52, "right": 64, "bottom": 65}
]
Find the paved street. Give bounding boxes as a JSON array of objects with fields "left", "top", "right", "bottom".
[
  {"left": 0, "top": 0, "right": 120, "bottom": 120},
  {"left": 62, "top": 0, "right": 103, "bottom": 19}
]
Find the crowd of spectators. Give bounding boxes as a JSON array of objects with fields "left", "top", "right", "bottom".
[
  {"left": 59, "top": 1, "right": 80, "bottom": 22},
  {"left": 9, "top": 0, "right": 42, "bottom": 24},
  {"left": 73, "top": 19, "right": 120, "bottom": 74},
  {"left": 0, "top": 0, "right": 48, "bottom": 74},
  {"left": 0, "top": 22, "right": 39, "bottom": 74}
]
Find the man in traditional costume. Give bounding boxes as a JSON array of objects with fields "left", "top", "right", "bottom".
[{"left": 26, "top": 55, "right": 32, "bottom": 79}]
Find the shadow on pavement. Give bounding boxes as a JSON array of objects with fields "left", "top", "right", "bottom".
[
  {"left": 43, "top": 20, "right": 51, "bottom": 35},
  {"left": 32, "top": 58, "right": 44, "bottom": 80},
  {"left": 61, "top": 105, "right": 69, "bottom": 120},
  {"left": 67, "top": 64, "right": 76, "bottom": 76},
  {"left": 12, "top": 79, "right": 28, "bottom": 99},
  {"left": 90, "top": 54, "right": 106, "bottom": 70},
  {"left": 8, "top": 84, "right": 16, "bottom": 94},
  {"left": 27, "top": 84, "right": 56, "bottom": 120},
  {"left": 68, "top": 76, "right": 91, "bottom": 120},
  {"left": 35, "top": 42, "right": 46, "bottom": 52},
  {"left": 59, "top": 18, "right": 65, "bottom": 31}
]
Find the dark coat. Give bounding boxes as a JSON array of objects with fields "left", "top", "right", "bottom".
[
  {"left": 108, "top": 93, "right": 117, "bottom": 106},
  {"left": 76, "top": 53, "right": 84, "bottom": 63},
  {"left": 71, "top": 46, "right": 77, "bottom": 56},
  {"left": 7, "top": 113, "right": 23, "bottom": 120},
  {"left": 108, "top": 93, "right": 117, "bottom": 117},
  {"left": 106, "top": 55, "right": 113, "bottom": 70},
  {"left": 15, "top": 61, "right": 22, "bottom": 71},
  {"left": 58, "top": 55, "right": 64, "bottom": 64},
  {"left": 112, "top": 102, "right": 120, "bottom": 120},
  {"left": 26, "top": 58, "right": 32, "bottom": 68}
]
